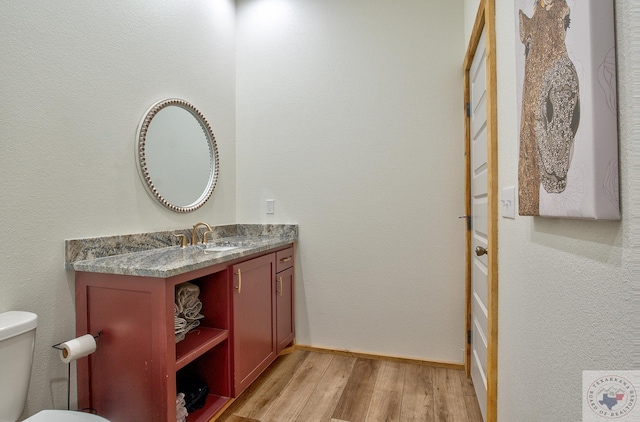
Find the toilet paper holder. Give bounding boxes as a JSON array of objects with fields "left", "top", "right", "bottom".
[
  {"left": 51, "top": 331, "right": 102, "bottom": 411},
  {"left": 51, "top": 331, "right": 102, "bottom": 353}
]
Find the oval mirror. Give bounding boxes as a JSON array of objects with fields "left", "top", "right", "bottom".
[{"left": 136, "top": 99, "right": 219, "bottom": 212}]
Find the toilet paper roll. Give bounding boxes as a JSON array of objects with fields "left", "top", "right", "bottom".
[{"left": 59, "top": 334, "right": 97, "bottom": 363}]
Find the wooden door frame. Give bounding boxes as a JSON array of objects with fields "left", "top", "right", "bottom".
[{"left": 463, "top": 0, "right": 498, "bottom": 421}]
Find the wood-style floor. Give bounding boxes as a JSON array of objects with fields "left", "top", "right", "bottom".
[{"left": 216, "top": 350, "right": 483, "bottom": 422}]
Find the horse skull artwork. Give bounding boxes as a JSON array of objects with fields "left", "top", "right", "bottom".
[{"left": 517, "top": 0, "right": 580, "bottom": 216}]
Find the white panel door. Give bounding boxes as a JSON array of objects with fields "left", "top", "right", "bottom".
[{"left": 469, "top": 28, "right": 488, "bottom": 422}]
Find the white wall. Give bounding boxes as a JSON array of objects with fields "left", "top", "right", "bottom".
[
  {"left": 464, "top": 0, "right": 481, "bottom": 47},
  {"left": 236, "top": 0, "right": 467, "bottom": 363},
  {"left": 463, "top": 0, "right": 637, "bottom": 420},
  {"left": 0, "top": 1, "right": 236, "bottom": 418}
]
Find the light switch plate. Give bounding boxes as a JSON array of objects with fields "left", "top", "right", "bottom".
[
  {"left": 266, "top": 199, "right": 275, "bottom": 214},
  {"left": 502, "top": 187, "right": 516, "bottom": 219}
]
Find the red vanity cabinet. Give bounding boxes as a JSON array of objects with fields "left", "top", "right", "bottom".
[
  {"left": 74, "top": 265, "right": 231, "bottom": 422},
  {"left": 74, "top": 243, "right": 294, "bottom": 421},
  {"left": 275, "top": 247, "right": 295, "bottom": 354},
  {"left": 230, "top": 247, "right": 296, "bottom": 396},
  {"left": 231, "top": 254, "right": 277, "bottom": 396}
]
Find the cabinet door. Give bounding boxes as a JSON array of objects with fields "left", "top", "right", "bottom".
[
  {"left": 231, "top": 254, "right": 276, "bottom": 396},
  {"left": 75, "top": 273, "right": 170, "bottom": 421},
  {"left": 276, "top": 266, "right": 295, "bottom": 354}
]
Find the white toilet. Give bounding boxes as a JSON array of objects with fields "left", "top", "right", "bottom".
[{"left": 0, "top": 311, "right": 109, "bottom": 422}]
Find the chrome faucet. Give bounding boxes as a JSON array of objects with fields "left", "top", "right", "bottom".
[{"left": 191, "top": 222, "right": 213, "bottom": 245}]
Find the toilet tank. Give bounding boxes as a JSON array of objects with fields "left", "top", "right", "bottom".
[{"left": 0, "top": 311, "right": 38, "bottom": 422}]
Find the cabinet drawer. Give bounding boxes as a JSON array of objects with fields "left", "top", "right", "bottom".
[{"left": 276, "top": 247, "right": 294, "bottom": 273}]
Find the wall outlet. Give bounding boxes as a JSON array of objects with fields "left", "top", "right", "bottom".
[
  {"left": 501, "top": 187, "right": 516, "bottom": 219},
  {"left": 266, "top": 199, "right": 275, "bottom": 214}
]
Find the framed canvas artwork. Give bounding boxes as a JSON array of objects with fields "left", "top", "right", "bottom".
[{"left": 514, "top": 0, "right": 620, "bottom": 219}]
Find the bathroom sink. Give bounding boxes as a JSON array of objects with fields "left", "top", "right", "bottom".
[
  {"left": 198, "top": 236, "right": 270, "bottom": 253},
  {"left": 202, "top": 245, "right": 239, "bottom": 252}
]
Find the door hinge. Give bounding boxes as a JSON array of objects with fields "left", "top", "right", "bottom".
[
  {"left": 466, "top": 102, "right": 471, "bottom": 118},
  {"left": 459, "top": 215, "right": 471, "bottom": 231},
  {"left": 467, "top": 329, "right": 472, "bottom": 344}
]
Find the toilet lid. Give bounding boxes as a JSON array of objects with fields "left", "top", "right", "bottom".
[{"left": 24, "top": 410, "right": 110, "bottom": 422}]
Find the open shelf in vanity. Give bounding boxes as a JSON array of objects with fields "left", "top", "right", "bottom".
[
  {"left": 176, "top": 331, "right": 230, "bottom": 422},
  {"left": 173, "top": 270, "right": 231, "bottom": 422},
  {"left": 175, "top": 328, "right": 228, "bottom": 370},
  {"left": 176, "top": 338, "right": 230, "bottom": 422}
]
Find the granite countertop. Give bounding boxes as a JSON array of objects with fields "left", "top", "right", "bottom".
[{"left": 65, "top": 225, "right": 297, "bottom": 278}]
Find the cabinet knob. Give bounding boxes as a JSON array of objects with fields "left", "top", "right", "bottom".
[
  {"left": 475, "top": 246, "right": 488, "bottom": 256},
  {"left": 235, "top": 269, "right": 242, "bottom": 294},
  {"left": 278, "top": 277, "right": 283, "bottom": 296}
]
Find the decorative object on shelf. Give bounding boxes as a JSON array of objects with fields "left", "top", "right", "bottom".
[
  {"left": 177, "top": 372, "right": 209, "bottom": 413},
  {"left": 136, "top": 98, "right": 220, "bottom": 213},
  {"left": 174, "top": 304, "right": 187, "bottom": 343},
  {"left": 175, "top": 282, "right": 205, "bottom": 342},
  {"left": 176, "top": 393, "right": 188, "bottom": 422},
  {"left": 514, "top": 0, "right": 620, "bottom": 219}
]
